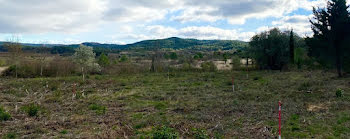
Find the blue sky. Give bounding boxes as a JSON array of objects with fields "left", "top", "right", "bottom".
[{"left": 0, "top": 0, "right": 337, "bottom": 44}]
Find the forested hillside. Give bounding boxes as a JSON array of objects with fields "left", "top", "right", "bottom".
[{"left": 0, "top": 37, "right": 248, "bottom": 54}]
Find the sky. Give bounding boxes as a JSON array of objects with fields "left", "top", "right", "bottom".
[{"left": 0, "top": 0, "right": 342, "bottom": 44}]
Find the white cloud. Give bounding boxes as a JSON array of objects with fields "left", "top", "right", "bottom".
[
  {"left": 0, "top": 0, "right": 107, "bottom": 33},
  {"left": 0, "top": 0, "right": 329, "bottom": 34},
  {"left": 172, "top": 0, "right": 327, "bottom": 24},
  {"left": 136, "top": 25, "right": 254, "bottom": 41},
  {"left": 0, "top": 0, "right": 337, "bottom": 43},
  {"left": 272, "top": 15, "right": 313, "bottom": 37}
]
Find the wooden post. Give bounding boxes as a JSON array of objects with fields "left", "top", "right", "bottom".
[
  {"left": 246, "top": 67, "right": 249, "bottom": 79},
  {"left": 167, "top": 70, "right": 170, "bottom": 81},
  {"left": 232, "top": 77, "right": 235, "bottom": 92},
  {"left": 72, "top": 83, "right": 77, "bottom": 100}
]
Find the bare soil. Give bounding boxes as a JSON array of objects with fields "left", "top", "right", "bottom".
[{"left": 0, "top": 66, "right": 8, "bottom": 75}]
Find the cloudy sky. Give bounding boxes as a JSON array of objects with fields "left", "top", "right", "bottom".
[{"left": 0, "top": 0, "right": 338, "bottom": 44}]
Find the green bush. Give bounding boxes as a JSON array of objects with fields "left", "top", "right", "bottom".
[
  {"left": 298, "top": 82, "right": 311, "bottom": 91},
  {"left": 0, "top": 107, "right": 11, "bottom": 121},
  {"left": 2, "top": 132, "right": 16, "bottom": 139},
  {"left": 181, "top": 63, "right": 195, "bottom": 71},
  {"left": 3, "top": 65, "right": 36, "bottom": 78},
  {"left": 192, "top": 128, "right": 209, "bottom": 139},
  {"left": 231, "top": 56, "right": 242, "bottom": 70},
  {"left": 193, "top": 53, "right": 204, "bottom": 60},
  {"left": 22, "top": 104, "right": 40, "bottom": 117},
  {"left": 170, "top": 52, "right": 178, "bottom": 60},
  {"left": 201, "top": 61, "right": 217, "bottom": 72},
  {"left": 60, "top": 130, "right": 68, "bottom": 134},
  {"left": 2, "top": 59, "right": 77, "bottom": 78},
  {"left": 151, "top": 126, "right": 179, "bottom": 139},
  {"left": 89, "top": 104, "right": 106, "bottom": 115},
  {"left": 98, "top": 53, "right": 110, "bottom": 67},
  {"left": 336, "top": 89, "right": 344, "bottom": 98},
  {"left": 120, "top": 55, "right": 128, "bottom": 62}
]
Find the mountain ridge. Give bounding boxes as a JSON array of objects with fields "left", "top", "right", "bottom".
[{"left": 0, "top": 37, "right": 248, "bottom": 51}]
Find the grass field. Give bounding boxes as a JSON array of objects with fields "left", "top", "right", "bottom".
[{"left": 0, "top": 70, "right": 349, "bottom": 138}]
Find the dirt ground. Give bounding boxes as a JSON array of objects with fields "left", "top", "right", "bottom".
[{"left": 0, "top": 67, "right": 8, "bottom": 75}]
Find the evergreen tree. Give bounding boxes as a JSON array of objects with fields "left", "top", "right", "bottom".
[
  {"left": 249, "top": 28, "right": 290, "bottom": 70},
  {"left": 170, "top": 52, "right": 178, "bottom": 60},
  {"left": 310, "top": 0, "right": 350, "bottom": 77},
  {"left": 98, "top": 53, "right": 110, "bottom": 67},
  {"left": 289, "top": 29, "right": 295, "bottom": 64}
]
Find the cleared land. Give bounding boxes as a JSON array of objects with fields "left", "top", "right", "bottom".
[
  {"left": 0, "top": 71, "right": 349, "bottom": 138},
  {"left": 0, "top": 67, "right": 8, "bottom": 75}
]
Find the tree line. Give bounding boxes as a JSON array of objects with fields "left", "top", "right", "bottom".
[{"left": 247, "top": 0, "right": 350, "bottom": 77}]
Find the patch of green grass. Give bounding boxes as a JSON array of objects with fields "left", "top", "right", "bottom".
[
  {"left": 60, "top": 130, "right": 68, "bottom": 134},
  {"left": 132, "top": 113, "right": 145, "bottom": 120},
  {"left": 153, "top": 102, "right": 168, "bottom": 110},
  {"left": 150, "top": 126, "right": 179, "bottom": 139},
  {"left": 283, "top": 114, "right": 308, "bottom": 138},
  {"left": 298, "top": 82, "right": 311, "bottom": 91},
  {"left": 336, "top": 89, "right": 344, "bottom": 98},
  {"left": 191, "top": 128, "right": 209, "bottom": 139},
  {"left": 2, "top": 89, "right": 26, "bottom": 98},
  {"left": 134, "top": 122, "right": 148, "bottom": 130},
  {"left": 2, "top": 132, "right": 16, "bottom": 139},
  {"left": 21, "top": 104, "right": 40, "bottom": 117},
  {"left": 1, "top": 70, "right": 350, "bottom": 138},
  {"left": 88, "top": 104, "right": 106, "bottom": 115},
  {"left": 332, "top": 113, "right": 350, "bottom": 137},
  {"left": 0, "top": 107, "right": 11, "bottom": 121}
]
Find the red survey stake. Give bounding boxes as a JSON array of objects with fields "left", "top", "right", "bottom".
[{"left": 278, "top": 101, "right": 282, "bottom": 139}]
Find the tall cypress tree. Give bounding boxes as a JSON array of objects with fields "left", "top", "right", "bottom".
[
  {"left": 289, "top": 29, "right": 295, "bottom": 64},
  {"left": 310, "top": 0, "right": 350, "bottom": 77}
]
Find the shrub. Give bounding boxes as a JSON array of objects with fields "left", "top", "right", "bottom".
[
  {"left": 253, "top": 76, "right": 261, "bottom": 81},
  {"left": 298, "top": 82, "right": 311, "bottom": 91},
  {"left": 2, "top": 57, "right": 77, "bottom": 78},
  {"left": 336, "top": 89, "right": 344, "bottom": 98},
  {"left": 151, "top": 126, "right": 179, "bottom": 139},
  {"left": 0, "top": 107, "right": 11, "bottom": 121},
  {"left": 231, "top": 56, "right": 242, "bottom": 70},
  {"left": 120, "top": 55, "right": 128, "bottom": 62},
  {"left": 22, "top": 104, "right": 40, "bottom": 117},
  {"left": 192, "top": 128, "right": 209, "bottom": 139},
  {"left": 201, "top": 61, "right": 217, "bottom": 72},
  {"left": 46, "top": 57, "right": 77, "bottom": 77},
  {"left": 60, "top": 130, "right": 68, "bottom": 134},
  {"left": 170, "top": 52, "right": 178, "bottom": 60},
  {"left": 89, "top": 104, "right": 106, "bottom": 115},
  {"left": 98, "top": 53, "right": 110, "bottom": 67},
  {"left": 102, "top": 62, "right": 149, "bottom": 75},
  {"left": 3, "top": 132, "right": 16, "bottom": 139},
  {"left": 180, "top": 62, "right": 196, "bottom": 71},
  {"left": 3, "top": 64, "right": 36, "bottom": 78}
]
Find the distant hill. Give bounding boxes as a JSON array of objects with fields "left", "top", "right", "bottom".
[
  {"left": 0, "top": 37, "right": 248, "bottom": 53},
  {"left": 125, "top": 37, "right": 248, "bottom": 50}
]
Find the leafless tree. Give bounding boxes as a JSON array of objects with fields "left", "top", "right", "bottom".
[{"left": 4, "top": 36, "right": 22, "bottom": 78}]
